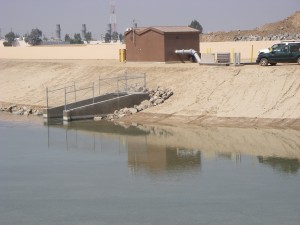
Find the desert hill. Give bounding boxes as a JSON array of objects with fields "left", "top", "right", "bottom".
[{"left": 201, "top": 11, "right": 300, "bottom": 42}]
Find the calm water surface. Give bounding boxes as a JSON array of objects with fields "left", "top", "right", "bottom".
[{"left": 0, "top": 113, "right": 300, "bottom": 225}]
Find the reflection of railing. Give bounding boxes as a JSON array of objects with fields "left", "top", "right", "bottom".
[
  {"left": 45, "top": 73, "right": 146, "bottom": 110},
  {"left": 47, "top": 124, "right": 127, "bottom": 153}
]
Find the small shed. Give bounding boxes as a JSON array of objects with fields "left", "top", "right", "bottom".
[{"left": 124, "top": 26, "right": 200, "bottom": 62}]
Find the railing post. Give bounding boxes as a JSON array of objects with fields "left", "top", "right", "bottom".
[
  {"left": 46, "top": 87, "right": 49, "bottom": 108},
  {"left": 74, "top": 81, "right": 76, "bottom": 103},
  {"left": 98, "top": 75, "right": 100, "bottom": 96},
  {"left": 117, "top": 78, "right": 119, "bottom": 93},
  {"left": 64, "top": 86, "right": 67, "bottom": 111},
  {"left": 92, "top": 82, "right": 95, "bottom": 104},
  {"left": 125, "top": 72, "right": 128, "bottom": 92}
]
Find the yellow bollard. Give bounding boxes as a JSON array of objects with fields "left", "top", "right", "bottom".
[
  {"left": 123, "top": 49, "right": 126, "bottom": 62},
  {"left": 119, "top": 49, "right": 126, "bottom": 62}
]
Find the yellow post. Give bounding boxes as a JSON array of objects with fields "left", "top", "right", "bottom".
[
  {"left": 119, "top": 49, "right": 126, "bottom": 62},
  {"left": 251, "top": 45, "right": 254, "bottom": 63},
  {"left": 123, "top": 49, "right": 126, "bottom": 62},
  {"left": 121, "top": 49, "right": 124, "bottom": 62}
]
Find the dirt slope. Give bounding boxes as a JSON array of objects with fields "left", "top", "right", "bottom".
[
  {"left": 202, "top": 11, "right": 300, "bottom": 42},
  {"left": 257, "top": 11, "right": 300, "bottom": 34},
  {"left": 0, "top": 60, "right": 299, "bottom": 128}
]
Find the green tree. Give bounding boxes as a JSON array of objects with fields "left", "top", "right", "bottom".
[
  {"left": 189, "top": 20, "right": 203, "bottom": 33},
  {"left": 65, "top": 34, "right": 71, "bottom": 42},
  {"left": 4, "top": 32, "right": 16, "bottom": 46},
  {"left": 25, "top": 28, "right": 43, "bottom": 45},
  {"left": 3, "top": 42, "right": 12, "bottom": 47},
  {"left": 104, "top": 32, "right": 111, "bottom": 43},
  {"left": 112, "top": 31, "right": 119, "bottom": 42},
  {"left": 74, "top": 33, "right": 81, "bottom": 41},
  {"left": 70, "top": 33, "right": 83, "bottom": 44},
  {"left": 85, "top": 32, "right": 92, "bottom": 43}
]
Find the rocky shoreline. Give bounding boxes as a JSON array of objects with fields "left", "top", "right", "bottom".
[
  {"left": 0, "top": 87, "right": 174, "bottom": 121},
  {"left": 95, "top": 87, "right": 173, "bottom": 121},
  {"left": 0, "top": 104, "right": 43, "bottom": 116}
]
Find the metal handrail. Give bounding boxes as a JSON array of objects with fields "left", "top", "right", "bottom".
[
  {"left": 46, "top": 82, "right": 75, "bottom": 108},
  {"left": 66, "top": 85, "right": 93, "bottom": 94},
  {"left": 48, "top": 84, "right": 74, "bottom": 93},
  {"left": 47, "top": 81, "right": 75, "bottom": 92},
  {"left": 46, "top": 73, "right": 146, "bottom": 110},
  {"left": 64, "top": 83, "right": 94, "bottom": 110}
]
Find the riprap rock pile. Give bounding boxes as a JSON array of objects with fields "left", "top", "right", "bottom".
[
  {"left": 94, "top": 87, "right": 173, "bottom": 121},
  {"left": 0, "top": 105, "right": 43, "bottom": 116}
]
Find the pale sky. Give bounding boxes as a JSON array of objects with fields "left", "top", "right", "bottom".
[{"left": 0, "top": 0, "right": 299, "bottom": 39}]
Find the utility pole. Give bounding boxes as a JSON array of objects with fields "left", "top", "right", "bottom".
[{"left": 110, "top": 0, "right": 117, "bottom": 34}]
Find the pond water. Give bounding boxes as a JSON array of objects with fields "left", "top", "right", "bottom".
[{"left": 0, "top": 113, "right": 300, "bottom": 225}]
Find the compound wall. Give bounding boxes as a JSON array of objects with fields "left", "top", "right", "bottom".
[
  {"left": 200, "top": 41, "right": 278, "bottom": 62},
  {"left": 0, "top": 41, "right": 279, "bottom": 62},
  {"left": 0, "top": 43, "right": 125, "bottom": 60}
]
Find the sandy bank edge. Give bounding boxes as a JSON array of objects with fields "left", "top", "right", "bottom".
[
  {"left": 1, "top": 101, "right": 299, "bottom": 130},
  {"left": 120, "top": 112, "right": 300, "bottom": 130},
  {"left": 1, "top": 100, "right": 299, "bottom": 130}
]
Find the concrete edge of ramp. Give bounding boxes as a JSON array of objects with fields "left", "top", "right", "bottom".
[
  {"left": 43, "top": 92, "right": 128, "bottom": 119},
  {"left": 63, "top": 93, "right": 149, "bottom": 121}
]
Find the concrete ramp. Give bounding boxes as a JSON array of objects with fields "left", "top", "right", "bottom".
[
  {"left": 43, "top": 93, "right": 128, "bottom": 119},
  {"left": 43, "top": 73, "right": 148, "bottom": 121},
  {"left": 63, "top": 92, "right": 149, "bottom": 121},
  {"left": 43, "top": 92, "right": 149, "bottom": 121}
]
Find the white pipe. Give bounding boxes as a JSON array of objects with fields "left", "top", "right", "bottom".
[{"left": 175, "top": 49, "right": 201, "bottom": 63}]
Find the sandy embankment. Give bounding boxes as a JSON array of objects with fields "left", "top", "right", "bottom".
[{"left": 0, "top": 59, "right": 299, "bottom": 128}]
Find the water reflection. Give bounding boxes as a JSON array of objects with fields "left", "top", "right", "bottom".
[
  {"left": 128, "top": 145, "right": 201, "bottom": 174},
  {"left": 258, "top": 156, "right": 300, "bottom": 174},
  {"left": 45, "top": 119, "right": 202, "bottom": 174},
  {"left": 44, "top": 119, "right": 300, "bottom": 175},
  {"left": 46, "top": 120, "right": 129, "bottom": 153},
  {"left": 2, "top": 114, "right": 300, "bottom": 225}
]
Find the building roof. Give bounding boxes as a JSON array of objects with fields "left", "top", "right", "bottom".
[{"left": 125, "top": 26, "right": 200, "bottom": 36}]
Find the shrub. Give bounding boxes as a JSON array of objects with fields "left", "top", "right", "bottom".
[{"left": 3, "top": 41, "right": 12, "bottom": 47}]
